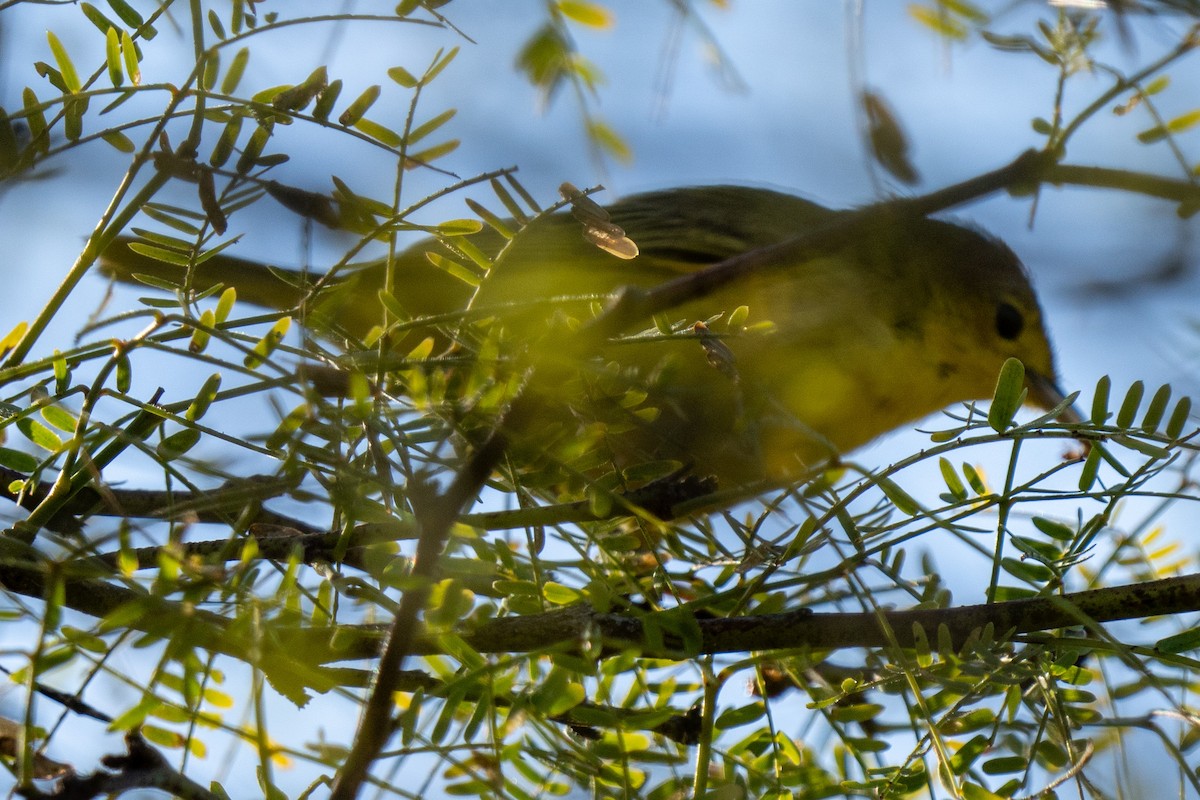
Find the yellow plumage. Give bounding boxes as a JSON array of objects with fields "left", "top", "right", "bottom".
[{"left": 101, "top": 186, "right": 1067, "bottom": 489}]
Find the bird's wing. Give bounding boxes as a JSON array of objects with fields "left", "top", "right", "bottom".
[{"left": 467, "top": 186, "right": 836, "bottom": 310}]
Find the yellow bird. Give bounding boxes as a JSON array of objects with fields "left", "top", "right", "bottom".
[{"left": 100, "top": 186, "right": 1071, "bottom": 491}]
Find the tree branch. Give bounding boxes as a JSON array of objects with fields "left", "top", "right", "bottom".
[
  {"left": 434, "top": 572, "right": 1200, "bottom": 657},
  {"left": 16, "top": 731, "right": 220, "bottom": 800}
]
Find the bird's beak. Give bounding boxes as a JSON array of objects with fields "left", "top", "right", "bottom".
[{"left": 1026, "top": 368, "right": 1083, "bottom": 424}]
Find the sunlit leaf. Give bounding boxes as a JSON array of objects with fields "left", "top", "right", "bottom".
[
  {"left": 557, "top": 0, "right": 614, "bottom": 28},
  {"left": 46, "top": 31, "right": 81, "bottom": 93}
]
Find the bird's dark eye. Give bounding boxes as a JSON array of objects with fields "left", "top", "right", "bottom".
[{"left": 995, "top": 302, "right": 1024, "bottom": 340}]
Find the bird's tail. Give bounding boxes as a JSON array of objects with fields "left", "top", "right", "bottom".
[
  {"left": 99, "top": 235, "right": 478, "bottom": 340},
  {"left": 98, "top": 237, "right": 312, "bottom": 313}
]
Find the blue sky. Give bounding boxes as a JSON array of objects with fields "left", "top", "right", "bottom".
[{"left": 1, "top": 2, "right": 1199, "bottom": 794}]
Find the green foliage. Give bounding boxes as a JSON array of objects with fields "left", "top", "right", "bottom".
[{"left": 0, "top": 2, "right": 1198, "bottom": 799}]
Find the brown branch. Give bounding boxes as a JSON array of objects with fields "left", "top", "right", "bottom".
[
  {"left": 16, "top": 731, "right": 220, "bottom": 800},
  {"left": 87, "top": 522, "right": 410, "bottom": 569},
  {"left": 79, "top": 474, "right": 716, "bottom": 570},
  {"left": 426, "top": 573, "right": 1200, "bottom": 657},
  {"left": 0, "top": 465, "right": 319, "bottom": 537},
  {"left": 0, "top": 551, "right": 409, "bottom": 701},
  {"left": 15, "top": 538, "right": 1198, "bottom": 684},
  {"left": 1043, "top": 163, "right": 1200, "bottom": 207},
  {"left": 252, "top": 573, "right": 1200, "bottom": 667},
  {"left": 328, "top": 477, "right": 484, "bottom": 795}
]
